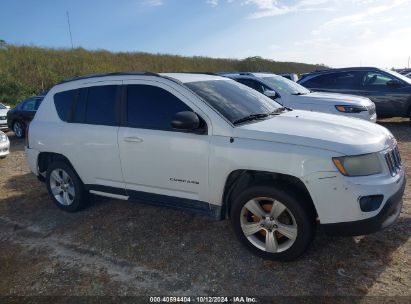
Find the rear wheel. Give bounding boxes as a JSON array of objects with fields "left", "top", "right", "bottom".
[
  {"left": 231, "top": 185, "right": 316, "bottom": 261},
  {"left": 12, "top": 121, "right": 25, "bottom": 139},
  {"left": 46, "top": 161, "right": 88, "bottom": 212}
]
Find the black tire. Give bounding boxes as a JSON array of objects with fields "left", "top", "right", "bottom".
[
  {"left": 46, "top": 160, "right": 88, "bottom": 212},
  {"left": 12, "top": 121, "right": 25, "bottom": 139},
  {"left": 230, "top": 184, "right": 316, "bottom": 261}
]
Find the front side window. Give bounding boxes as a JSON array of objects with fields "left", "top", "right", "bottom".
[
  {"left": 362, "top": 71, "right": 396, "bottom": 86},
  {"left": 85, "top": 85, "right": 119, "bottom": 126},
  {"left": 262, "top": 76, "right": 310, "bottom": 95},
  {"left": 236, "top": 79, "right": 267, "bottom": 94},
  {"left": 185, "top": 80, "right": 281, "bottom": 124},
  {"left": 126, "top": 84, "right": 192, "bottom": 131}
]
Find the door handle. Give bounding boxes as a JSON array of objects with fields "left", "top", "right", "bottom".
[{"left": 123, "top": 136, "right": 143, "bottom": 143}]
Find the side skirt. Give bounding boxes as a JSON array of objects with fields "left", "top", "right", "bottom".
[{"left": 85, "top": 184, "right": 222, "bottom": 220}]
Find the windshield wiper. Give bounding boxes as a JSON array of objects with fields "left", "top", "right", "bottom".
[
  {"left": 269, "top": 107, "right": 288, "bottom": 114},
  {"left": 233, "top": 113, "right": 270, "bottom": 125},
  {"left": 291, "top": 92, "right": 308, "bottom": 96}
]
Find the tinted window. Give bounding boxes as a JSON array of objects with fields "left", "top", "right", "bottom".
[
  {"left": 126, "top": 85, "right": 192, "bottom": 131},
  {"left": 85, "top": 85, "right": 118, "bottom": 126},
  {"left": 54, "top": 90, "right": 77, "bottom": 122},
  {"left": 22, "top": 99, "right": 36, "bottom": 111},
  {"left": 262, "top": 76, "right": 310, "bottom": 95},
  {"left": 34, "top": 98, "right": 43, "bottom": 110},
  {"left": 303, "top": 72, "right": 362, "bottom": 89},
  {"left": 73, "top": 88, "right": 87, "bottom": 123},
  {"left": 186, "top": 80, "right": 281, "bottom": 124},
  {"left": 236, "top": 79, "right": 266, "bottom": 93}
]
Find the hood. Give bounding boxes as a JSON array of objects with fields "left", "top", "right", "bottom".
[
  {"left": 299, "top": 92, "right": 373, "bottom": 106},
  {"left": 233, "top": 110, "right": 393, "bottom": 155}
]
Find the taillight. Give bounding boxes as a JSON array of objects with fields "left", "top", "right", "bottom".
[{"left": 25, "top": 123, "right": 30, "bottom": 148}]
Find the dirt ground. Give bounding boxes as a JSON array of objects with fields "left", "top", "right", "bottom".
[{"left": 0, "top": 118, "right": 410, "bottom": 298}]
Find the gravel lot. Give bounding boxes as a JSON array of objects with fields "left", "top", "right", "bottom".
[{"left": 0, "top": 118, "right": 410, "bottom": 297}]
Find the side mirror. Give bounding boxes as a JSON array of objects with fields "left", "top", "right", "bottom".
[
  {"left": 264, "top": 90, "right": 278, "bottom": 98},
  {"left": 386, "top": 80, "right": 402, "bottom": 88},
  {"left": 171, "top": 111, "right": 201, "bottom": 132}
]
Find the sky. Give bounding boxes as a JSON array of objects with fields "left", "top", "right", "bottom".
[{"left": 1, "top": 0, "right": 411, "bottom": 68}]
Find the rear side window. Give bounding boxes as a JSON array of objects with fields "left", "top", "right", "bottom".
[
  {"left": 85, "top": 85, "right": 119, "bottom": 126},
  {"left": 54, "top": 90, "right": 77, "bottom": 122},
  {"left": 303, "top": 72, "right": 363, "bottom": 89},
  {"left": 126, "top": 85, "right": 192, "bottom": 131}
]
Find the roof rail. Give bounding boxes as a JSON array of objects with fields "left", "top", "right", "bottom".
[{"left": 57, "top": 72, "right": 161, "bottom": 84}]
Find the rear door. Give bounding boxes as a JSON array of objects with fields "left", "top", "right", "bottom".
[
  {"left": 57, "top": 81, "right": 126, "bottom": 193},
  {"left": 118, "top": 80, "right": 211, "bottom": 208}
]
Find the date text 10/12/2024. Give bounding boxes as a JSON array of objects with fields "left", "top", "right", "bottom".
[{"left": 149, "top": 297, "right": 258, "bottom": 303}]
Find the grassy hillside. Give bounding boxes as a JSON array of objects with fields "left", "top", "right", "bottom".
[{"left": 0, "top": 44, "right": 327, "bottom": 106}]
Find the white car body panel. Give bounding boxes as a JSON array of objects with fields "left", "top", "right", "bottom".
[
  {"left": 0, "top": 131, "right": 10, "bottom": 157},
  {"left": 26, "top": 73, "right": 404, "bottom": 227},
  {"left": 0, "top": 108, "right": 9, "bottom": 130}
]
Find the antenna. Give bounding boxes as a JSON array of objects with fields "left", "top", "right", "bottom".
[{"left": 66, "top": 11, "right": 74, "bottom": 49}]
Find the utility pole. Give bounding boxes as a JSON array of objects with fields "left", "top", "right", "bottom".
[{"left": 66, "top": 11, "right": 74, "bottom": 49}]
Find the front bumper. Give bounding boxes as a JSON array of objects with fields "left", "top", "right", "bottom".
[
  {"left": 321, "top": 176, "right": 405, "bottom": 236},
  {"left": 0, "top": 140, "right": 10, "bottom": 157},
  {"left": 0, "top": 120, "right": 8, "bottom": 130}
]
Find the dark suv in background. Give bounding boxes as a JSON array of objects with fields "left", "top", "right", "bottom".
[
  {"left": 7, "top": 95, "right": 44, "bottom": 138},
  {"left": 298, "top": 67, "right": 411, "bottom": 119}
]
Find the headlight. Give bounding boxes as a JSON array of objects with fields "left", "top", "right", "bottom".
[
  {"left": 332, "top": 153, "right": 382, "bottom": 176},
  {"left": 0, "top": 134, "right": 7, "bottom": 143},
  {"left": 335, "top": 105, "right": 367, "bottom": 113}
]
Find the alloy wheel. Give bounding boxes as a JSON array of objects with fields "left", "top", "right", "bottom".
[
  {"left": 49, "top": 168, "right": 75, "bottom": 206},
  {"left": 240, "top": 197, "right": 298, "bottom": 253}
]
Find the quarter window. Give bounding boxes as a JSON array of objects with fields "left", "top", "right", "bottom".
[
  {"left": 54, "top": 90, "right": 77, "bottom": 122},
  {"left": 126, "top": 85, "right": 192, "bottom": 131}
]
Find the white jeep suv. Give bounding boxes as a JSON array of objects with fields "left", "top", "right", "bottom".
[
  {"left": 222, "top": 72, "right": 377, "bottom": 122},
  {"left": 26, "top": 72, "right": 405, "bottom": 261}
]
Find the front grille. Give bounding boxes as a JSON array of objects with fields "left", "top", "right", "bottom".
[
  {"left": 367, "top": 104, "right": 376, "bottom": 115},
  {"left": 385, "top": 145, "right": 402, "bottom": 176}
]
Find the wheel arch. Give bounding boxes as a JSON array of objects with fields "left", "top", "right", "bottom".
[
  {"left": 37, "top": 152, "right": 81, "bottom": 182},
  {"left": 221, "top": 169, "right": 318, "bottom": 220}
]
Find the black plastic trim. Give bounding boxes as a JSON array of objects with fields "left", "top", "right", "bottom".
[
  {"left": 321, "top": 176, "right": 406, "bottom": 236},
  {"left": 85, "top": 184, "right": 222, "bottom": 219}
]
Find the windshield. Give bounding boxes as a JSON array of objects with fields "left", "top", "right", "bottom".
[
  {"left": 384, "top": 69, "right": 411, "bottom": 84},
  {"left": 185, "top": 80, "right": 281, "bottom": 124},
  {"left": 0, "top": 103, "right": 6, "bottom": 110},
  {"left": 262, "top": 75, "right": 310, "bottom": 95}
]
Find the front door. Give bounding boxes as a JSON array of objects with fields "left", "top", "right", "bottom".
[{"left": 118, "top": 80, "right": 211, "bottom": 209}]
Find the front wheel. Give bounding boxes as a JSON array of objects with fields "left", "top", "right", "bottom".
[
  {"left": 13, "top": 121, "right": 25, "bottom": 139},
  {"left": 230, "top": 185, "right": 316, "bottom": 261}
]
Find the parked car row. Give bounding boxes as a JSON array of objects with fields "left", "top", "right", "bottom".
[
  {"left": 220, "top": 72, "right": 377, "bottom": 122},
  {"left": 24, "top": 71, "right": 405, "bottom": 261},
  {"left": 298, "top": 67, "right": 411, "bottom": 119}
]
